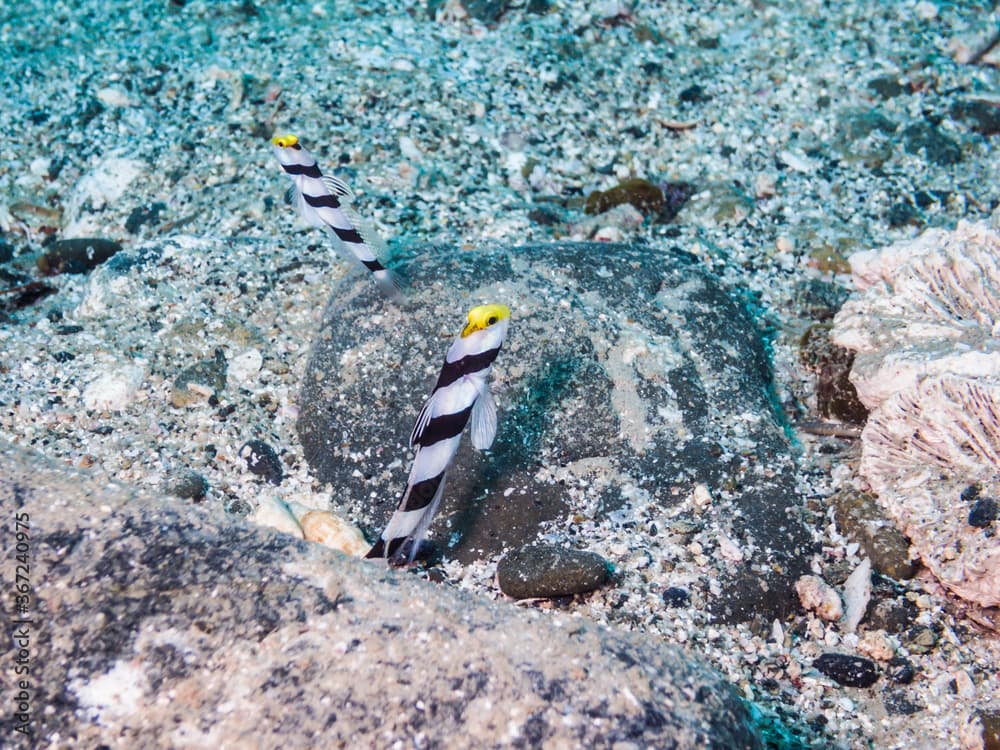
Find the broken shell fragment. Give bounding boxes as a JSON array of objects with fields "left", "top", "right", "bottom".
[
  {"left": 251, "top": 496, "right": 303, "bottom": 539},
  {"left": 841, "top": 558, "right": 872, "bottom": 634},
  {"left": 299, "top": 510, "right": 370, "bottom": 557},
  {"left": 795, "top": 575, "right": 844, "bottom": 622}
]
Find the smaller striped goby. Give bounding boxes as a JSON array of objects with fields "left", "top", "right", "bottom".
[
  {"left": 271, "top": 134, "right": 403, "bottom": 299},
  {"left": 367, "top": 304, "right": 511, "bottom": 564}
]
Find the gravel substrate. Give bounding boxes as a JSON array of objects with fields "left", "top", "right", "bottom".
[{"left": 3, "top": 1, "right": 1000, "bottom": 748}]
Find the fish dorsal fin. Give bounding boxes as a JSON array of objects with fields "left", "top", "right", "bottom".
[
  {"left": 320, "top": 176, "right": 388, "bottom": 254},
  {"left": 321, "top": 175, "right": 356, "bottom": 200},
  {"left": 343, "top": 204, "right": 388, "bottom": 254},
  {"left": 470, "top": 384, "right": 497, "bottom": 450}
]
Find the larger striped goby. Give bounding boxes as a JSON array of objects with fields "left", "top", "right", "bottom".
[
  {"left": 271, "top": 134, "right": 403, "bottom": 300},
  {"left": 367, "top": 304, "right": 511, "bottom": 565}
]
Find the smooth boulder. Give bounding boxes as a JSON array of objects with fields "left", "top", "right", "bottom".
[{"left": 297, "top": 242, "right": 813, "bottom": 622}]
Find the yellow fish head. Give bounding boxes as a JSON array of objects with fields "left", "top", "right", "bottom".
[
  {"left": 271, "top": 134, "right": 299, "bottom": 148},
  {"left": 462, "top": 304, "right": 511, "bottom": 338}
]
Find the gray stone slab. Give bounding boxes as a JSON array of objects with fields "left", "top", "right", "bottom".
[{"left": 0, "top": 440, "right": 764, "bottom": 749}]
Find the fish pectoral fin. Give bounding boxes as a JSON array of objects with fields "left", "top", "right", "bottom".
[
  {"left": 410, "top": 389, "right": 443, "bottom": 447},
  {"left": 470, "top": 384, "right": 497, "bottom": 450},
  {"left": 287, "top": 185, "right": 326, "bottom": 229},
  {"left": 319, "top": 176, "right": 387, "bottom": 254},
  {"left": 321, "top": 175, "right": 356, "bottom": 200}
]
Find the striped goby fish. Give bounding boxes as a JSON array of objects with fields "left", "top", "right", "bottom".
[
  {"left": 367, "top": 304, "right": 511, "bottom": 564},
  {"left": 271, "top": 134, "right": 403, "bottom": 299}
]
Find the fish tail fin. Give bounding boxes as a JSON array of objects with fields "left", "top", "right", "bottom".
[
  {"left": 366, "top": 472, "right": 447, "bottom": 566},
  {"left": 374, "top": 266, "right": 407, "bottom": 302},
  {"left": 406, "top": 475, "right": 447, "bottom": 563}
]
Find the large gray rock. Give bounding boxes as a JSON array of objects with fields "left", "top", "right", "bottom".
[
  {"left": 1, "top": 441, "right": 764, "bottom": 749},
  {"left": 298, "top": 242, "right": 813, "bottom": 622}
]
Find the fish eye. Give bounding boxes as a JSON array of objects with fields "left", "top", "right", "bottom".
[{"left": 487, "top": 316, "right": 498, "bottom": 325}]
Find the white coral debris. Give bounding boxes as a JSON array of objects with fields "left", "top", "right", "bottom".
[
  {"left": 833, "top": 222, "right": 1000, "bottom": 607},
  {"left": 841, "top": 557, "right": 871, "bottom": 634},
  {"left": 795, "top": 575, "right": 843, "bottom": 622},
  {"left": 833, "top": 221, "right": 1000, "bottom": 409},
  {"left": 861, "top": 376, "right": 1000, "bottom": 606}
]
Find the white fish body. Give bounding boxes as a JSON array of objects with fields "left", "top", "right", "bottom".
[
  {"left": 271, "top": 134, "right": 403, "bottom": 300},
  {"left": 367, "top": 304, "right": 511, "bottom": 563}
]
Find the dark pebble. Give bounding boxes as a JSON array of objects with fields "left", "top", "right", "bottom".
[
  {"left": 38, "top": 238, "right": 122, "bottom": 275},
  {"left": 962, "top": 483, "right": 981, "bottom": 503},
  {"left": 867, "top": 597, "right": 918, "bottom": 634},
  {"left": 887, "top": 656, "right": 916, "bottom": 685},
  {"left": 968, "top": 497, "right": 997, "bottom": 528},
  {"left": 162, "top": 469, "right": 210, "bottom": 501},
  {"left": 0, "top": 279, "right": 57, "bottom": 310},
  {"left": 497, "top": 544, "right": 610, "bottom": 599},
  {"left": 125, "top": 201, "right": 167, "bottom": 234},
  {"left": 55, "top": 324, "right": 84, "bottom": 335},
  {"left": 0, "top": 240, "right": 14, "bottom": 263},
  {"left": 980, "top": 710, "right": 1000, "bottom": 750},
  {"left": 902, "top": 121, "right": 962, "bottom": 166},
  {"left": 883, "top": 689, "right": 924, "bottom": 716},
  {"left": 171, "top": 348, "right": 227, "bottom": 407},
  {"left": 585, "top": 178, "right": 664, "bottom": 216},
  {"left": 841, "top": 109, "right": 898, "bottom": 140},
  {"left": 240, "top": 439, "right": 284, "bottom": 485},
  {"left": 225, "top": 497, "right": 253, "bottom": 517},
  {"left": 679, "top": 84, "right": 709, "bottom": 104},
  {"left": 887, "top": 200, "right": 921, "bottom": 228},
  {"left": 527, "top": 205, "right": 563, "bottom": 226},
  {"left": 52, "top": 351, "right": 75, "bottom": 363},
  {"left": 813, "top": 653, "right": 879, "bottom": 688},
  {"left": 906, "top": 626, "right": 938, "bottom": 654},
  {"left": 661, "top": 587, "right": 691, "bottom": 607},
  {"left": 950, "top": 100, "right": 1000, "bottom": 136},
  {"left": 867, "top": 75, "right": 904, "bottom": 99},
  {"left": 830, "top": 490, "right": 917, "bottom": 580}
]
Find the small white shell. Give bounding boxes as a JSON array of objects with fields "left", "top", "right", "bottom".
[
  {"left": 842, "top": 558, "right": 872, "bottom": 634},
  {"left": 299, "top": 511, "right": 369, "bottom": 557},
  {"left": 251, "top": 496, "right": 303, "bottom": 539}
]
